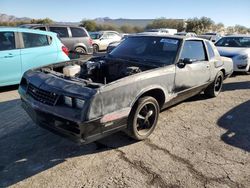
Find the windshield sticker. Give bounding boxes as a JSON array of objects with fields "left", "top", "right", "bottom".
[{"left": 160, "top": 39, "right": 179, "bottom": 44}]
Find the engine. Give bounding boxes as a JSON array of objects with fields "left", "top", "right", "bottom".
[{"left": 79, "top": 60, "right": 142, "bottom": 84}]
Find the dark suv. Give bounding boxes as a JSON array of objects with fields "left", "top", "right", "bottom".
[{"left": 20, "top": 24, "right": 93, "bottom": 54}]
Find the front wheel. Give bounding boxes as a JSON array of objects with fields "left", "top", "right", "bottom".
[
  {"left": 126, "top": 96, "right": 159, "bottom": 140},
  {"left": 245, "top": 66, "right": 250, "bottom": 75},
  {"left": 204, "top": 71, "right": 224, "bottom": 97}
]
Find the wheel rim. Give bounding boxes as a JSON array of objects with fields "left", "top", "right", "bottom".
[
  {"left": 214, "top": 76, "right": 223, "bottom": 92},
  {"left": 75, "top": 47, "right": 85, "bottom": 54},
  {"left": 136, "top": 102, "right": 157, "bottom": 136},
  {"left": 93, "top": 45, "right": 98, "bottom": 53}
]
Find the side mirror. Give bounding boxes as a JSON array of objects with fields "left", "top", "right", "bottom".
[{"left": 177, "top": 58, "right": 196, "bottom": 68}]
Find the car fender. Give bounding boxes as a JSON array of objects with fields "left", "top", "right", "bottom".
[
  {"left": 130, "top": 85, "right": 167, "bottom": 109},
  {"left": 73, "top": 43, "right": 87, "bottom": 51}
]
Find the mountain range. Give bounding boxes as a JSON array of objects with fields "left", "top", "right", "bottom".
[
  {"left": 0, "top": 13, "right": 183, "bottom": 27},
  {"left": 0, "top": 13, "right": 31, "bottom": 22}
]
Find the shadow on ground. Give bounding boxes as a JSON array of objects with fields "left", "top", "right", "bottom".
[
  {"left": 217, "top": 100, "right": 250, "bottom": 152},
  {"left": 0, "top": 99, "right": 136, "bottom": 187},
  {"left": 222, "top": 81, "right": 250, "bottom": 91},
  {"left": 0, "top": 85, "right": 19, "bottom": 93}
]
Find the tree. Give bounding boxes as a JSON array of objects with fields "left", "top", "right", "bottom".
[
  {"left": 186, "top": 17, "right": 214, "bottom": 34},
  {"left": 120, "top": 25, "right": 135, "bottom": 33},
  {"left": 30, "top": 18, "right": 53, "bottom": 24},
  {"left": 146, "top": 19, "right": 185, "bottom": 31},
  {"left": 80, "top": 20, "right": 97, "bottom": 32},
  {"left": 234, "top": 25, "right": 249, "bottom": 34}
]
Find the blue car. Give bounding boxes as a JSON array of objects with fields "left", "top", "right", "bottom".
[{"left": 0, "top": 27, "right": 70, "bottom": 87}]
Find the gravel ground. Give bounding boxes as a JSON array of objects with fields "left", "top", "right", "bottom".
[{"left": 0, "top": 74, "right": 249, "bottom": 188}]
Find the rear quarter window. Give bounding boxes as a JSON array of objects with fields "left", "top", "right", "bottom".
[
  {"left": 50, "top": 27, "right": 69, "bottom": 38},
  {"left": 180, "top": 40, "right": 207, "bottom": 61},
  {"left": 22, "top": 32, "right": 50, "bottom": 48},
  {"left": 205, "top": 41, "right": 215, "bottom": 59},
  {"left": 70, "top": 27, "right": 87, "bottom": 37}
]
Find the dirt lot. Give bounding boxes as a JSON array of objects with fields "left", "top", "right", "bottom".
[{"left": 0, "top": 74, "right": 249, "bottom": 188}]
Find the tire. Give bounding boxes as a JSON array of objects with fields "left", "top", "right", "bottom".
[
  {"left": 75, "top": 46, "right": 86, "bottom": 54},
  {"left": 93, "top": 44, "right": 99, "bottom": 53},
  {"left": 245, "top": 66, "right": 250, "bottom": 75},
  {"left": 204, "top": 71, "right": 224, "bottom": 97},
  {"left": 126, "top": 96, "right": 160, "bottom": 140}
]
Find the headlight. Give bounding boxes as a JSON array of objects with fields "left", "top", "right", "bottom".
[
  {"left": 64, "top": 96, "right": 73, "bottom": 107},
  {"left": 75, "top": 99, "right": 85, "bottom": 109},
  {"left": 63, "top": 96, "right": 85, "bottom": 109},
  {"left": 237, "top": 54, "right": 249, "bottom": 61}
]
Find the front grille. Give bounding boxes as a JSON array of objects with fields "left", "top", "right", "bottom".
[{"left": 27, "top": 84, "right": 58, "bottom": 106}]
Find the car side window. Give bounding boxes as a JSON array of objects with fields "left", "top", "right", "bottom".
[
  {"left": 22, "top": 32, "right": 49, "bottom": 48},
  {"left": 50, "top": 27, "right": 69, "bottom": 38},
  {"left": 0, "top": 32, "right": 16, "bottom": 51},
  {"left": 102, "top": 33, "right": 108, "bottom": 39},
  {"left": 70, "top": 27, "right": 87, "bottom": 37},
  {"left": 205, "top": 41, "right": 215, "bottom": 59},
  {"left": 35, "top": 27, "right": 46, "bottom": 31},
  {"left": 108, "top": 33, "right": 120, "bottom": 39},
  {"left": 180, "top": 40, "right": 207, "bottom": 61}
]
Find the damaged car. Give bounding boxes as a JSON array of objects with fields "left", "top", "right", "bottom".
[{"left": 19, "top": 35, "right": 233, "bottom": 144}]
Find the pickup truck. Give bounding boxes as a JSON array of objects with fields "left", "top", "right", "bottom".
[{"left": 19, "top": 35, "right": 233, "bottom": 144}]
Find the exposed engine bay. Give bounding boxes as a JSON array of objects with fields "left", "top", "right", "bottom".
[{"left": 40, "top": 57, "right": 155, "bottom": 87}]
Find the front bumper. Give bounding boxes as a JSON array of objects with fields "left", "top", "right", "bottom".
[
  {"left": 21, "top": 96, "right": 127, "bottom": 144},
  {"left": 21, "top": 98, "right": 102, "bottom": 144},
  {"left": 232, "top": 59, "right": 250, "bottom": 72}
]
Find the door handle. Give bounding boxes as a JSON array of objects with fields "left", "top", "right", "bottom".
[{"left": 4, "top": 54, "right": 14, "bottom": 58}]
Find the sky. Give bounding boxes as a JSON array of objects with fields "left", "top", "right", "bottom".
[{"left": 1, "top": 0, "right": 250, "bottom": 27}]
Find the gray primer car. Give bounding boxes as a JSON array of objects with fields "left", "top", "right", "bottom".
[
  {"left": 20, "top": 24, "right": 93, "bottom": 54},
  {"left": 18, "top": 35, "right": 232, "bottom": 144}
]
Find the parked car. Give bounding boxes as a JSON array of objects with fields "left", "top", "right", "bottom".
[
  {"left": 0, "top": 27, "right": 69, "bottom": 87},
  {"left": 106, "top": 34, "right": 131, "bottom": 53},
  {"left": 20, "top": 24, "right": 93, "bottom": 54},
  {"left": 215, "top": 35, "right": 250, "bottom": 73},
  {"left": 175, "top": 32, "right": 197, "bottom": 37},
  {"left": 90, "top": 31, "right": 122, "bottom": 53},
  {"left": 199, "top": 32, "right": 221, "bottom": 43},
  {"left": 19, "top": 35, "right": 232, "bottom": 144}
]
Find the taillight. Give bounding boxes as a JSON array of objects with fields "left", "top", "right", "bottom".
[
  {"left": 88, "top": 38, "right": 93, "bottom": 45},
  {"left": 62, "top": 46, "right": 69, "bottom": 56}
]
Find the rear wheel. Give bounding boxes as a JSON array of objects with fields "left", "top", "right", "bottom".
[
  {"left": 75, "top": 46, "right": 86, "bottom": 54},
  {"left": 126, "top": 96, "right": 159, "bottom": 140},
  {"left": 204, "top": 71, "right": 224, "bottom": 97},
  {"left": 93, "top": 44, "right": 99, "bottom": 53}
]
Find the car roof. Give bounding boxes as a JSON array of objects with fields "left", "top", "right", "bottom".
[
  {"left": 222, "top": 34, "right": 250, "bottom": 38},
  {"left": 130, "top": 33, "right": 207, "bottom": 41},
  {"left": 0, "top": 27, "right": 57, "bottom": 36}
]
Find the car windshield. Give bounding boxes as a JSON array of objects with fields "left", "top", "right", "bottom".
[
  {"left": 109, "top": 36, "right": 180, "bottom": 66},
  {"left": 90, "top": 33, "right": 102, "bottom": 39},
  {"left": 215, "top": 37, "right": 250, "bottom": 48}
]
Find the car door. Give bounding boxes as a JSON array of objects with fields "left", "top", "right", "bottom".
[
  {"left": 108, "top": 32, "right": 121, "bottom": 43},
  {"left": 20, "top": 32, "right": 58, "bottom": 73},
  {"left": 174, "top": 40, "right": 210, "bottom": 94},
  {"left": 0, "top": 31, "right": 21, "bottom": 86},
  {"left": 99, "top": 33, "right": 110, "bottom": 50}
]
